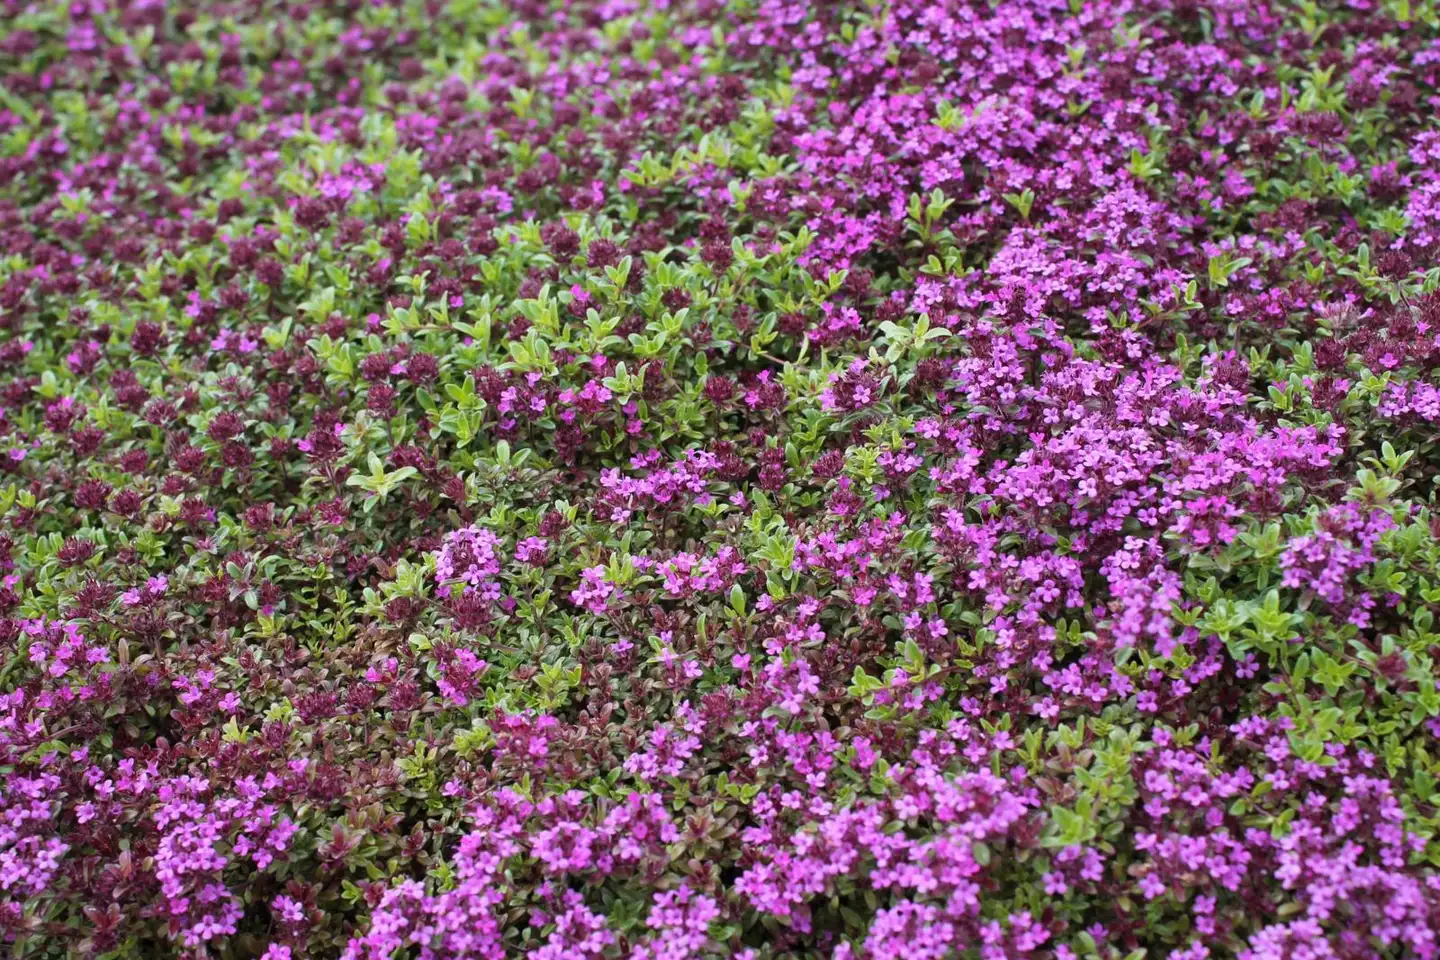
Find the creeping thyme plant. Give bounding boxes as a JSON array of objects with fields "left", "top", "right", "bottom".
[{"left": 4, "top": 0, "right": 1440, "bottom": 958}]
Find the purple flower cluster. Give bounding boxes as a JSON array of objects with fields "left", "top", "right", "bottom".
[{"left": 1, "top": 0, "right": 1440, "bottom": 957}]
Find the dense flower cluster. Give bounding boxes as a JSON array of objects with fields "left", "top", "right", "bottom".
[{"left": 2, "top": 0, "right": 1440, "bottom": 957}]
